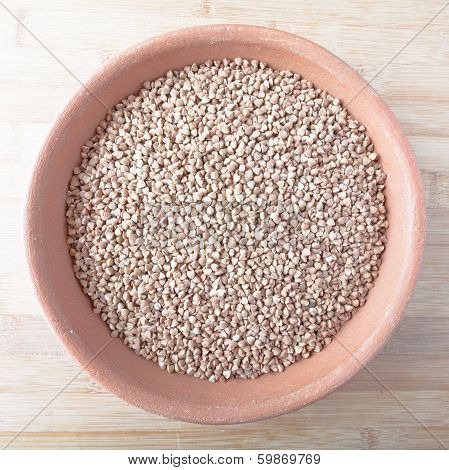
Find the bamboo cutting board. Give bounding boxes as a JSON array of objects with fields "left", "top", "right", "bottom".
[{"left": 0, "top": 0, "right": 448, "bottom": 449}]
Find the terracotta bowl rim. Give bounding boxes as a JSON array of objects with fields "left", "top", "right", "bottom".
[{"left": 25, "top": 24, "right": 426, "bottom": 424}]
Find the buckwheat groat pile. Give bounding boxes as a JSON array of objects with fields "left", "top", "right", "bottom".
[{"left": 66, "top": 58, "right": 388, "bottom": 382}]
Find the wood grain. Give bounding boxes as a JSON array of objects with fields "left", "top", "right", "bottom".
[{"left": 0, "top": 0, "right": 448, "bottom": 450}]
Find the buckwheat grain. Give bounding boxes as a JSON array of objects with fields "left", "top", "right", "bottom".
[{"left": 66, "top": 58, "right": 388, "bottom": 381}]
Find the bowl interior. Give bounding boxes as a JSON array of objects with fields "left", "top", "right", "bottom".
[{"left": 26, "top": 25, "right": 424, "bottom": 423}]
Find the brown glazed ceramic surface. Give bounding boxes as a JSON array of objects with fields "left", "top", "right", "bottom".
[{"left": 25, "top": 25, "right": 425, "bottom": 424}]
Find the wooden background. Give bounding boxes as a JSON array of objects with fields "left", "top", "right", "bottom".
[{"left": 0, "top": 0, "right": 448, "bottom": 450}]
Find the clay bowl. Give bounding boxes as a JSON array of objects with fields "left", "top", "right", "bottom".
[{"left": 25, "top": 25, "right": 425, "bottom": 424}]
